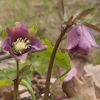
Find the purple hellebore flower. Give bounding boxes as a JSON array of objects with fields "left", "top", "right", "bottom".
[
  {"left": 1, "top": 22, "right": 43, "bottom": 62},
  {"left": 66, "top": 25, "right": 99, "bottom": 56},
  {"left": 62, "top": 67, "right": 77, "bottom": 98},
  {"left": 50, "top": 68, "right": 77, "bottom": 100}
]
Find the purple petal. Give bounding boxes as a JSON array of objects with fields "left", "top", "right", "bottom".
[
  {"left": 13, "top": 49, "right": 32, "bottom": 63},
  {"left": 66, "top": 26, "right": 81, "bottom": 50},
  {"left": 19, "top": 53, "right": 28, "bottom": 63},
  {"left": 77, "top": 33, "right": 91, "bottom": 55},
  {"left": 1, "top": 38, "right": 19, "bottom": 59},
  {"left": 77, "top": 47, "right": 89, "bottom": 55},
  {"left": 1, "top": 37, "right": 31, "bottom": 62},
  {"left": 1, "top": 37, "right": 11, "bottom": 50},
  {"left": 79, "top": 25, "right": 99, "bottom": 48},
  {"left": 29, "top": 36, "right": 43, "bottom": 50},
  {"left": 6, "top": 22, "right": 28, "bottom": 42},
  {"left": 63, "top": 67, "right": 77, "bottom": 83},
  {"left": 68, "top": 46, "right": 78, "bottom": 57}
]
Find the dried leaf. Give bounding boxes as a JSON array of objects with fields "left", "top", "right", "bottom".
[
  {"left": 63, "top": 75, "right": 97, "bottom": 100},
  {"left": 84, "top": 64, "right": 100, "bottom": 98},
  {"left": 0, "top": 85, "right": 14, "bottom": 100},
  {"left": 64, "top": 16, "right": 73, "bottom": 25}
]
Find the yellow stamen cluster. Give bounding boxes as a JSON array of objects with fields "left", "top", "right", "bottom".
[{"left": 12, "top": 38, "right": 31, "bottom": 54}]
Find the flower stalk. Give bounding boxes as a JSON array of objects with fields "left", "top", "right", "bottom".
[
  {"left": 14, "top": 60, "right": 20, "bottom": 100},
  {"left": 43, "top": 25, "right": 71, "bottom": 100}
]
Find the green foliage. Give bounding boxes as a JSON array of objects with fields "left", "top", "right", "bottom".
[
  {"left": 0, "top": 64, "right": 34, "bottom": 79},
  {"left": 97, "top": 98, "right": 100, "bottom": 100},
  {"left": 0, "top": 28, "right": 6, "bottom": 39},
  {"left": 0, "top": 67, "right": 16, "bottom": 79},
  {"left": 34, "top": 40, "right": 70, "bottom": 70},
  {"left": 0, "top": 64, "right": 34, "bottom": 85},
  {"left": 25, "top": 54, "right": 48, "bottom": 74},
  {"left": 37, "top": 57, "right": 48, "bottom": 73},
  {"left": 62, "top": 97, "right": 80, "bottom": 100},
  {"left": 0, "top": 76, "right": 36, "bottom": 100},
  {"left": 85, "top": 8, "right": 98, "bottom": 23},
  {"left": 28, "top": 25, "right": 37, "bottom": 37},
  {"left": 74, "top": 8, "right": 95, "bottom": 21},
  {"left": 19, "top": 64, "right": 34, "bottom": 79},
  {"left": 21, "top": 76, "right": 36, "bottom": 100},
  {"left": 83, "top": 22, "right": 100, "bottom": 35},
  {"left": 0, "top": 79, "right": 14, "bottom": 87},
  {"left": 28, "top": 26, "right": 37, "bottom": 33}
]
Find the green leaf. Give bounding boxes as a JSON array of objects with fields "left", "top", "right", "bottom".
[
  {"left": 85, "top": 8, "right": 98, "bottom": 23},
  {"left": 0, "top": 70, "right": 8, "bottom": 79},
  {"left": 4, "top": 77, "right": 15, "bottom": 84},
  {"left": 0, "top": 29, "right": 6, "bottom": 39},
  {"left": 59, "top": 69, "right": 70, "bottom": 78},
  {"left": 0, "top": 76, "right": 36, "bottom": 100},
  {"left": 0, "top": 79, "right": 14, "bottom": 87},
  {"left": 37, "top": 57, "right": 48, "bottom": 73},
  {"left": 50, "top": 95, "right": 53, "bottom": 100},
  {"left": 19, "top": 64, "right": 34, "bottom": 79},
  {"left": 57, "top": 0, "right": 64, "bottom": 18},
  {"left": 28, "top": 26, "right": 37, "bottom": 36},
  {"left": 34, "top": 40, "right": 70, "bottom": 70},
  {"left": 74, "top": 8, "right": 95, "bottom": 21},
  {"left": 0, "top": 67, "right": 16, "bottom": 79},
  {"left": 62, "top": 97, "right": 80, "bottom": 100},
  {"left": 73, "top": 9, "right": 82, "bottom": 21},
  {"left": 21, "top": 76, "right": 36, "bottom": 100},
  {"left": 97, "top": 98, "right": 100, "bottom": 100},
  {"left": 83, "top": 22, "right": 100, "bottom": 35}
]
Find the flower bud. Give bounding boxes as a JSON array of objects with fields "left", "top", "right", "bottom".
[{"left": 66, "top": 25, "right": 99, "bottom": 56}]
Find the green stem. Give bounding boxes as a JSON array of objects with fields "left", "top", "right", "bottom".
[
  {"left": 43, "top": 26, "right": 71, "bottom": 100},
  {"left": 16, "top": 60, "right": 19, "bottom": 80},
  {"left": 14, "top": 60, "right": 19, "bottom": 100},
  {"left": 14, "top": 81, "right": 18, "bottom": 100}
]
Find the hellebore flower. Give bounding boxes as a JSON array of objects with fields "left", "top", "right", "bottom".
[
  {"left": 1, "top": 22, "right": 43, "bottom": 62},
  {"left": 62, "top": 67, "right": 77, "bottom": 98},
  {"left": 50, "top": 68, "right": 77, "bottom": 100},
  {"left": 66, "top": 25, "right": 99, "bottom": 56}
]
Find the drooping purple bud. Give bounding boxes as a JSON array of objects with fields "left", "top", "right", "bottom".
[
  {"left": 66, "top": 25, "right": 99, "bottom": 56},
  {"left": 62, "top": 67, "right": 77, "bottom": 95}
]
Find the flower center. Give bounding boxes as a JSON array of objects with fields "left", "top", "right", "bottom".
[{"left": 12, "top": 38, "right": 31, "bottom": 54}]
